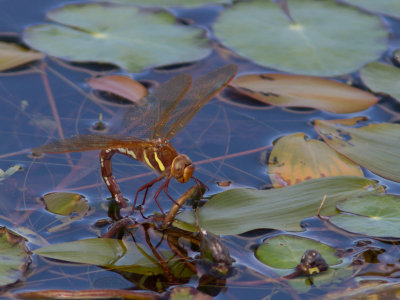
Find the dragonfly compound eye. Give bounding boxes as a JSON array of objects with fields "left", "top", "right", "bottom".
[{"left": 171, "top": 154, "right": 194, "bottom": 183}]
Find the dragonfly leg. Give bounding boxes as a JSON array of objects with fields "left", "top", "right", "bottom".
[
  {"left": 100, "top": 149, "right": 127, "bottom": 207},
  {"left": 193, "top": 176, "right": 208, "bottom": 193},
  {"left": 152, "top": 177, "right": 171, "bottom": 215},
  {"left": 131, "top": 176, "right": 164, "bottom": 215}
]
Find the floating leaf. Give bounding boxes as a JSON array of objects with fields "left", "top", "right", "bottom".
[
  {"left": 230, "top": 74, "right": 378, "bottom": 113},
  {"left": 360, "top": 62, "right": 400, "bottom": 102},
  {"left": 0, "top": 227, "right": 30, "bottom": 287},
  {"left": 342, "top": 0, "right": 400, "bottom": 19},
  {"left": 23, "top": 3, "right": 211, "bottom": 72},
  {"left": 314, "top": 119, "right": 400, "bottom": 182},
  {"left": 268, "top": 133, "right": 363, "bottom": 187},
  {"left": 256, "top": 235, "right": 339, "bottom": 270},
  {"left": 88, "top": 75, "right": 147, "bottom": 104},
  {"left": 92, "top": 0, "right": 230, "bottom": 7},
  {"left": 42, "top": 192, "right": 89, "bottom": 217},
  {"left": 322, "top": 281, "right": 400, "bottom": 300},
  {"left": 256, "top": 235, "right": 351, "bottom": 292},
  {"left": 33, "top": 238, "right": 193, "bottom": 276},
  {"left": 169, "top": 287, "right": 213, "bottom": 300},
  {"left": 177, "top": 176, "right": 384, "bottom": 234},
  {"left": 0, "top": 41, "right": 44, "bottom": 71},
  {"left": 213, "top": 0, "right": 387, "bottom": 76},
  {"left": 0, "top": 165, "right": 23, "bottom": 183},
  {"left": 330, "top": 194, "right": 400, "bottom": 239}
]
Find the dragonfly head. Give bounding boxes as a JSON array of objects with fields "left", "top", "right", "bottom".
[{"left": 171, "top": 154, "right": 194, "bottom": 183}]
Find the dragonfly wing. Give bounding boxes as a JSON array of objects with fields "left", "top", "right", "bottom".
[
  {"left": 161, "top": 64, "right": 238, "bottom": 139},
  {"left": 121, "top": 73, "right": 192, "bottom": 139},
  {"left": 149, "top": 73, "right": 192, "bottom": 139},
  {"left": 32, "top": 134, "right": 145, "bottom": 155}
]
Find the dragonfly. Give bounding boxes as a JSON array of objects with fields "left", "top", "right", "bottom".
[{"left": 32, "top": 64, "right": 238, "bottom": 214}]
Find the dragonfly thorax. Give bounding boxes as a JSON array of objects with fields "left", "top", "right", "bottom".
[{"left": 171, "top": 154, "right": 194, "bottom": 183}]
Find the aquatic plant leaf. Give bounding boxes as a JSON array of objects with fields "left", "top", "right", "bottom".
[
  {"left": 0, "top": 165, "right": 22, "bottom": 182},
  {"left": 256, "top": 235, "right": 339, "bottom": 270},
  {"left": 92, "top": 0, "right": 230, "bottom": 7},
  {"left": 0, "top": 227, "right": 30, "bottom": 287},
  {"left": 360, "top": 62, "right": 400, "bottom": 102},
  {"left": 88, "top": 75, "right": 147, "bottom": 104},
  {"left": 314, "top": 119, "right": 400, "bottom": 182},
  {"left": 268, "top": 133, "right": 363, "bottom": 188},
  {"left": 169, "top": 287, "right": 213, "bottom": 300},
  {"left": 23, "top": 3, "right": 211, "bottom": 72},
  {"left": 330, "top": 194, "right": 400, "bottom": 239},
  {"left": 322, "top": 282, "right": 400, "bottom": 300},
  {"left": 0, "top": 41, "right": 44, "bottom": 71},
  {"left": 42, "top": 192, "right": 89, "bottom": 217},
  {"left": 230, "top": 74, "right": 378, "bottom": 113},
  {"left": 213, "top": 0, "right": 387, "bottom": 76},
  {"left": 33, "top": 238, "right": 192, "bottom": 276},
  {"left": 177, "top": 176, "right": 383, "bottom": 234},
  {"left": 342, "top": 0, "right": 400, "bottom": 19}
]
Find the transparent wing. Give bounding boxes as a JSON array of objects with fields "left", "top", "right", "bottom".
[
  {"left": 122, "top": 73, "right": 192, "bottom": 139},
  {"left": 158, "top": 64, "right": 238, "bottom": 139},
  {"left": 32, "top": 134, "right": 150, "bottom": 155}
]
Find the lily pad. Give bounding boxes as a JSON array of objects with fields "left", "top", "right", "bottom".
[
  {"left": 360, "top": 62, "right": 400, "bottom": 102},
  {"left": 0, "top": 227, "right": 30, "bottom": 287},
  {"left": 23, "top": 3, "right": 211, "bottom": 72},
  {"left": 342, "top": 0, "right": 400, "bottom": 19},
  {"left": 330, "top": 194, "right": 400, "bottom": 239},
  {"left": 256, "top": 235, "right": 340, "bottom": 270},
  {"left": 256, "top": 235, "right": 351, "bottom": 292},
  {"left": 0, "top": 165, "right": 23, "bottom": 182},
  {"left": 92, "top": 0, "right": 230, "bottom": 7},
  {"left": 177, "top": 176, "right": 384, "bottom": 235},
  {"left": 0, "top": 41, "right": 44, "bottom": 71},
  {"left": 33, "top": 238, "right": 193, "bottom": 277},
  {"left": 42, "top": 192, "right": 89, "bottom": 217},
  {"left": 268, "top": 133, "right": 363, "bottom": 187},
  {"left": 88, "top": 75, "right": 148, "bottom": 104},
  {"left": 314, "top": 119, "right": 400, "bottom": 183},
  {"left": 230, "top": 74, "right": 378, "bottom": 113},
  {"left": 213, "top": 0, "right": 387, "bottom": 76}
]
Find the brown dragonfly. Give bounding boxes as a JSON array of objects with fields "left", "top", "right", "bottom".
[{"left": 32, "top": 64, "right": 238, "bottom": 214}]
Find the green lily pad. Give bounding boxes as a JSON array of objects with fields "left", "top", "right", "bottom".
[
  {"left": 256, "top": 235, "right": 339, "bottom": 270},
  {"left": 268, "top": 133, "right": 363, "bottom": 188},
  {"left": 343, "top": 0, "right": 400, "bottom": 19},
  {"left": 314, "top": 119, "right": 400, "bottom": 183},
  {"left": 42, "top": 192, "right": 89, "bottom": 217},
  {"left": 0, "top": 227, "right": 30, "bottom": 287},
  {"left": 33, "top": 238, "right": 193, "bottom": 277},
  {"left": 330, "top": 194, "right": 400, "bottom": 239},
  {"left": 23, "top": 3, "right": 211, "bottom": 72},
  {"left": 256, "top": 235, "right": 351, "bottom": 293},
  {"left": 213, "top": 0, "right": 387, "bottom": 76},
  {"left": 360, "top": 62, "right": 400, "bottom": 102},
  {"left": 177, "top": 176, "right": 384, "bottom": 235},
  {"left": 92, "top": 0, "right": 230, "bottom": 7}
]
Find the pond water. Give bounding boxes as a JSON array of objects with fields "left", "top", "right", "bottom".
[{"left": 1, "top": 1, "right": 400, "bottom": 299}]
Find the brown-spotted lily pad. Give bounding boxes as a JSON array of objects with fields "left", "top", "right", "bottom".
[
  {"left": 230, "top": 74, "right": 378, "bottom": 113},
  {"left": 314, "top": 118, "right": 400, "bottom": 182},
  {"left": 269, "top": 133, "right": 363, "bottom": 187},
  {"left": 0, "top": 227, "right": 30, "bottom": 287}
]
